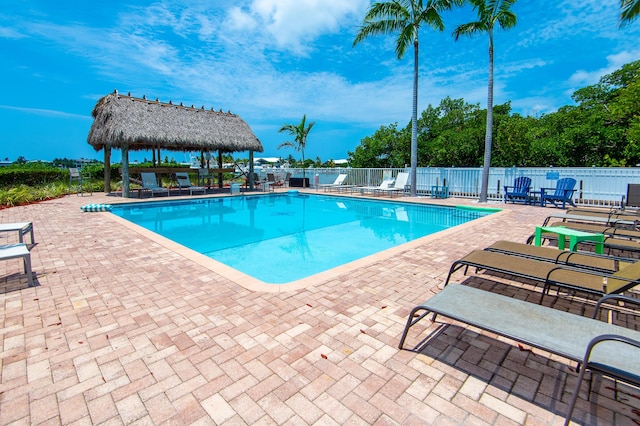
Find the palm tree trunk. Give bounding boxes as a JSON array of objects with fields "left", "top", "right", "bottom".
[
  {"left": 302, "top": 151, "right": 306, "bottom": 188},
  {"left": 410, "top": 37, "right": 419, "bottom": 197},
  {"left": 480, "top": 30, "right": 494, "bottom": 203}
]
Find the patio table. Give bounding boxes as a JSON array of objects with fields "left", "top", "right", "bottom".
[{"left": 534, "top": 225, "right": 604, "bottom": 254}]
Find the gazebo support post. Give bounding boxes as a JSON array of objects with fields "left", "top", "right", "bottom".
[
  {"left": 249, "top": 151, "right": 255, "bottom": 190},
  {"left": 218, "top": 151, "right": 223, "bottom": 189},
  {"left": 104, "top": 146, "right": 111, "bottom": 194},
  {"left": 122, "top": 146, "right": 130, "bottom": 198}
]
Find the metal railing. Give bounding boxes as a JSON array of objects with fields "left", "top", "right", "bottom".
[{"left": 257, "top": 167, "right": 640, "bottom": 207}]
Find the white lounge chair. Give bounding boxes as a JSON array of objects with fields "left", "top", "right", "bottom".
[
  {"left": 375, "top": 172, "right": 409, "bottom": 197},
  {"left": 357, "top": 172, "right": 409, "bottom": 197},
  {"left": 140, "top": 172, "right": 170, "bottom": 197},
  {"left": 0, "top": 243, "right": 34, "bottom": 287},
  {"left": 318, "top": 174, "right": 348, "bottom": 191},
  {"left": 355, "top": 178, "right": 395, "bottom": 196},
  {"left": 175, "top": 172, "right": 207, "bottom": 195}
]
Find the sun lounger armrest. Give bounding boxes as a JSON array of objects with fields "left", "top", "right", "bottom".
[
  {"left": 566, "top": 332, "right": 640, "bottom": 425},
  {"left": 579, "top": 334, "right": 640, "bottom": 377},
  {"left": 592, "top": 294, "right": 640, "bottom": 319},
  {"left": 542, "top": 216, "right": 555, "bottom": 226}
]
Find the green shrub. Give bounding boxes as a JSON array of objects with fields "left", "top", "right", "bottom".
[{"left": 0, "top": 183, "right": 72, "bottom": 208}]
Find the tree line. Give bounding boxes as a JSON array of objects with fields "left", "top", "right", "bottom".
[
  {"left": 348, "top": 59, "right": 640, "bottom": 169},
  {"left": 351, "top": 0, "right": 638, "bottom": 200}
]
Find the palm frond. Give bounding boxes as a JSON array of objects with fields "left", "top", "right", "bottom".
[
  {"left": 620, "top": 0, "right": 640, "bottom": 27},
  {"left": 453, "top": 0, "right": 516, "bottom": 39},
  {"left": 354, "top": 2, "right": 410, "bottom": 51},
  {"left": 277, "top": 141, "right": 297, "bottom": 151},
  {"left": 453, "top": 21, "right": 486, "bottom": 40}
]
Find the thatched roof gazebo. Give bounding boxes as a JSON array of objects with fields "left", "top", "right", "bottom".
[{"left": 88, "top": 90, "right": 263, "bottom": 197}]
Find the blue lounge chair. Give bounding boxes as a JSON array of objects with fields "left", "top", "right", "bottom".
[
  {"left": 504, "top": 176, "right": 531, "bottom": 204},
  {"left": 540, "top": 177, "right": 577, "bottom": 208}
]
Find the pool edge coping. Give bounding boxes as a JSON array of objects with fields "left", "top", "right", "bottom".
[{"left": 105, "top": 194, "right": 507, "bottom": 293}]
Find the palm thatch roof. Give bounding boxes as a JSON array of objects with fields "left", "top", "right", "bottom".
[{"left": 87, "top": 90, "right": 263, "bottom": 153}]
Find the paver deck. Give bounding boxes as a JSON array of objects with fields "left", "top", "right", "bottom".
[{"left": 1, "top": 191, "right": 639, "bottom": 425}]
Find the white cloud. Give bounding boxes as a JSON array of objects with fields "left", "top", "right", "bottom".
[
  {"left": 0, "top": 105, "right": 91, "bottom": 120},
  {"left": 516, "top": 0, "right": 621, "bottom": 48},
  {"left": 0, "top": 26, "right": 27, "bottom": 38},
  {"left": 569, "top": 49, "right": 640, "bottom": 87},
  {"left": 226, "top": 0, "right": 369, "bottom": 55}
]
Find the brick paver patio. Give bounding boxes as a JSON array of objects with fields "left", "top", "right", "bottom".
[{"left": 1, "top": 191, "right": 639, "bottom": 425}]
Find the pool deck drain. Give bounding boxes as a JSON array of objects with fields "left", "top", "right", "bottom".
[{"left": 1, "top": 190, "right": 638, "bottom": 425}]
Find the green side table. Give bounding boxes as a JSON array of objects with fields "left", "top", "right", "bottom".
[{"left": 534, "top": 226, "right": 604, "bottom": 254}]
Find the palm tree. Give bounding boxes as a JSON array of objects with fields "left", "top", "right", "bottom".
[
  {"left": 453, "top": 0, "right": 517, "bottom": 202},
  {"left": 620, "top": 0, "right": 640, "bottom": 26},
  {"left": 278, "top": 115, "right": 315, "bottom": 188},
  {"left": 353, "top": 0, "right": 463, "bottom": 197}
]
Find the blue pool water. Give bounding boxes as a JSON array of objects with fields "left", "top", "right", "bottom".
[{"left": 110, "top": 193, "right": 494, "bottom": 284}]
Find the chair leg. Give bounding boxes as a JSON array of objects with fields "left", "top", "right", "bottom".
[
  {"left": 23, "top": 253, "right": 34, "bottom": 287},
  {"left": 565, "top": 364, "right": 590, "bottom": 425}
]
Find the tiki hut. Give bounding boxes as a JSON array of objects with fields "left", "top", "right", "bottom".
[{"left": 88, "top": 90, "right": 263, "bottom": 197}]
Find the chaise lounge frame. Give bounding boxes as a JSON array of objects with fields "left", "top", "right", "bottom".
[
  {"left": 444, "top": 249, "right": 640, "bottom": 304},
  {"left": 398, "top": 284, "right": 640, "bottom": 425}
]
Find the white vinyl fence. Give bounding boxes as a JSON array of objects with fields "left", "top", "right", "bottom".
[{"left": 259, "top": 167, "right": 640, "bottom": 207}]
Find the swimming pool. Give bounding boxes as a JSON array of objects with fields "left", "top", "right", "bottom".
[{"left": 110, "top": 193, "right": 495, "bottom": 284}]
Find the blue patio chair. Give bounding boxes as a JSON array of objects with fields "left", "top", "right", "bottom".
[
  {"left": 540, "top": 177, "right": 577, "bottom": 208},
  {"left": 504, "top": 176, "right": 531, "bottom": 204}
]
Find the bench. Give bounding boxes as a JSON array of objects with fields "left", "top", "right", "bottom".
[
  {"left": 0, "top": 243, "right": 34, "bottom": 287},
  {"left": 398, "top": 284, "right": 640, "bottom": 424},
  {"left": 0, "top": 222, "right": 34, "bottom": 245}
]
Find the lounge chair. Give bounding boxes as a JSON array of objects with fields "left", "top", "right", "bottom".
[
  {"left": 503, "top": 176, "right": 531, "bottom": 204},
  {"left": 444, "top": 248, "right": 640, "bottom": 303},
  {"left": 397, "top": 285, "right": 640, "bottom": 425},
  {"left": 620, "top": 183, "right": 640, "bottom": 211},
  {"left": 198, "top": 168, "right": 211, "bottom": 187},
  {"left": 564, "top": 184, "right": 640, "bottom": 216},
  {"left": 260, "top": 173, "right": 278, "bottom": 192},
  {"left": 562, "top": 208, "right": 640, "bottom": 227},
  {"left": 542, "top": 212, "right": 639, "bottom": 229},
  {"left": 0, "top": 243, "right": 34, "bottom": 287},
  {"left": 539, "top": 177, "right": 577, "bottom": 208},
  {"left": 0, "top": 222, "right": 35, "bottom": 245},
  {"left": 244, "top": 172, "right": 262, "bottom": 190},
  {"left": 318, "top": 174, "right": 348, "bottom": 191},
  {"left": 485, "top": 240, "right": 633, "bottom": 273},
  {"left": 545, "top": 221, "right": 640, "bottom": 240},
  {"left": 375, "top": 172, "right": 409, "bottom": 197},
  {"left": 267, "top": 172, "right": 286, "bottom": 188},
  {"left": 356, "top": 172, "right": 409, "bottom": 197},
  {"left": 175, "top": 172, "right": 207, "bottom": 195},
  {"left": 140, "top": 172, "right": 170, "bottom": 197},
  {"left": 355, "top": 178, "right": 395, "bottom": 196}
]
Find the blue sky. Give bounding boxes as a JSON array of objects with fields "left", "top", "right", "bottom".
[{"left": 1, "top": 0, "right": 639, "bottom": 164}]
